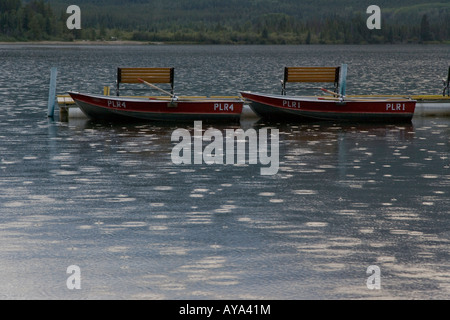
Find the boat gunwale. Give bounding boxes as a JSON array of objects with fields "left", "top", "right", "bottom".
[
  {"left": 240, "top": 91, "right": 416, "bottom": 103},
  {"left": 68, "top": 91, "right": 243, "bottom": 103}
]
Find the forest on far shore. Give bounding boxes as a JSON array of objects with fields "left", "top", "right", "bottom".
[{"left": 1, "top": 0, "right": 449, "bottom": 44}]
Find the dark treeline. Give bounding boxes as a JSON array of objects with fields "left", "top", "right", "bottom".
[
  {"left": 1, "top": 0, "right": 449, "bottom": 44},
  {"left": 129, "top": 13, "right": 449, "bottom": 45}
]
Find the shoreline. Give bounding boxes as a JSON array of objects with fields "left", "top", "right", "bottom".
[
  {"left": 0, "top": 40, "right": 156, "bottom": 46},
  {"left": 1, "top": 40, "right": 449, "bottom": 46}
]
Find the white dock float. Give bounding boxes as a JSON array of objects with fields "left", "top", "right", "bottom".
[{"left": 414, "top": 98, "right": 450, "bottom": 117}]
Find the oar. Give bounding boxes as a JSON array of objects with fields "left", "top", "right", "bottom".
[
  {"left": 318, "top": 96, "right": 341, "bottom": 101},
  {"left": 138, "top": 78, "right": 178, "bottom": 100},
  {"left": 321, "top": 87, "right": 341, "bottom": 98}
]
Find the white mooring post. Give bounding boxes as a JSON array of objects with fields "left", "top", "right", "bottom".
[
  {"left": 339, "top": 63, "right": 347, "bottom": 97},
  {"left": 47, "top": 67, "right": 58, "bottom": 117},
  {"left": 445, "top": 65, "right": 450, "bottom": 96}
]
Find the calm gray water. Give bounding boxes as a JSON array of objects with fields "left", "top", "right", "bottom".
[{"left": 0, "top": 44, "right": 449, "bottom": 300}]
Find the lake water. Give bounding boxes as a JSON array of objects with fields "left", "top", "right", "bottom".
[{"left": 0, "top": 44, "right": 449, "bottom": 300}]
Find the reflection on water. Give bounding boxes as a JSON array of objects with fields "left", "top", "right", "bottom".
[{"left": 0, "top": 45, "right": 449, "bottom": 299}]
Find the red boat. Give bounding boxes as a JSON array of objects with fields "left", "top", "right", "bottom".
[
  {"left": 240, "top": 91, "right": 416, "bottom": 122},
  {"left": 68, "top": 91, "right": 243, "bottom": 122}
]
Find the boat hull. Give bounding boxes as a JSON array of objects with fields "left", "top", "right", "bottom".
[
  {"left": 347, "top": 95, "right": 450, "bottom": 117},
  {"left": 68, "top": 92, "right": 243, "bottom": 122},
  {"left": 240, "top": 91, "right": 416, "bottom": 122}
]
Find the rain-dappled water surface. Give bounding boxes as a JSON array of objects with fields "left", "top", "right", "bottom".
[{"left": 0, "top": 44, "right": 449, "bottom": 299}]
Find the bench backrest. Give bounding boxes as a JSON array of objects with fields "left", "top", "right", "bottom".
[
  {"left": 282, "top": 66, "right": 340, "bottom": 95},
  {"left": 116, "top": 67, "right": 174, "bottom": 96}
]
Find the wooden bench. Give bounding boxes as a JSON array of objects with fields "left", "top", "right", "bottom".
[
  {"left": 281, "top": 66, "right": 341, "bottom": 95},
  {"left": 116, "top": 67, "right": 174, "bottom": 96}
]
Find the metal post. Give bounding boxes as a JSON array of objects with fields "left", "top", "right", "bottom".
[
  {"left": 47, "top": 67, "right": 57, "bottom": 117},
  {"left": 445, "top": 65, "right": 450, "bottom": 96},
  {"left": 339, "top": 63, "right": 347, "bottom": 97}
]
